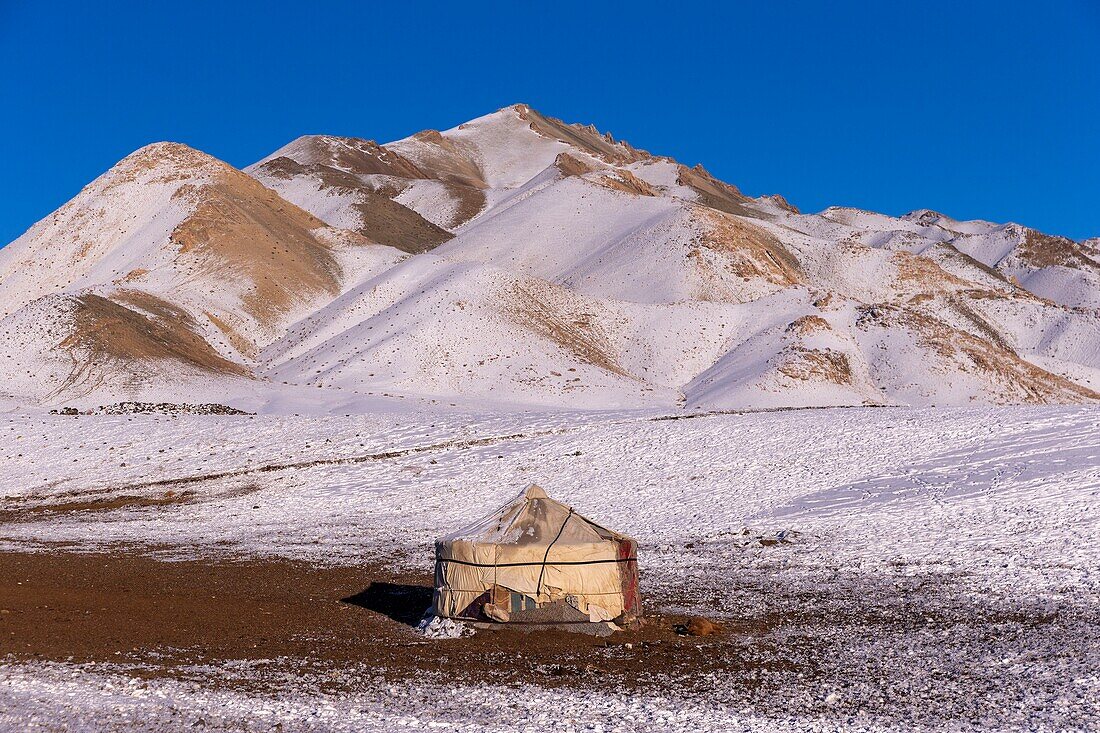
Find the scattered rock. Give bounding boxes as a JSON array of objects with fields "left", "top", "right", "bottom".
[
  {"left": 89, "top": 402, "right": 253, "bottom": 416},
  {"left": 759, "top": 530, "right": 798, "bottom": 546}
]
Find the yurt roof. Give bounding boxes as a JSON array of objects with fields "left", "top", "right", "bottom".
[{"left": 438, "top": 484, "right": 629, "bottom": 548}]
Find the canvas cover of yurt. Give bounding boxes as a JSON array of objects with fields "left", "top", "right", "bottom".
[{"left": 432, "top": 484, "right": 641, "bottom": 627}]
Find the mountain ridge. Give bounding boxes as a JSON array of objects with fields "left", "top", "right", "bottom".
[{"left": 1, "top": 104, "right": 1097, "bottom": 412}]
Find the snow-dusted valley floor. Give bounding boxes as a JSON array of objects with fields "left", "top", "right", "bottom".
[{"left": 2, "top": 406, "right": 1098, "bottom": 731}]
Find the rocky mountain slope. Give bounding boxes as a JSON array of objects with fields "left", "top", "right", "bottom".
[{"left": 1, "top": 104, "right": 1097, "bottom": 411}]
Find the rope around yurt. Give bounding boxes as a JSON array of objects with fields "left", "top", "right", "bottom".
[{"left": 535, "top": 508, "right": 574, "bottom": 598}]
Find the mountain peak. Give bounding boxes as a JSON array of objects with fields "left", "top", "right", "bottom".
[
  {"left": 118, "top": 141, "right": 231, "bottom": 176},
  {"left": 902, "top": 209, "right": 953, "bottom": 227},
  {"left": 503, "top": 102, "right": 534, "bottom": 116}
]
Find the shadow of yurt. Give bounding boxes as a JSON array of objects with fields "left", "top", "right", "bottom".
[
  {"left": 431, "top": 484, "right": 641, "bottom": 636},
  {"left": 341, "top": 582, "right": 433, "bottom": 627}
]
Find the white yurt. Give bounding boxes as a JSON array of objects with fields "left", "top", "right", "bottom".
[{"left": 432, "top": 484, "right": 641, "bottom": 631}]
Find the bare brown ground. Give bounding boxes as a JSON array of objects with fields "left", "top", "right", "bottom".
[
  {"left": 785, "top": 315, "right": 831, "bottom": 336},
  {"left": 254, "top": 157, "right": 455, "bottom": 250},
  {"left": 111, "top": 289, "right": 198, "bottom": 325},
  {"left": 350, "top": 192, "right": 454, "bottom": 254},
  {"left": 943, "top": 294, "right": 1015, "bottom": 352},
  {"left": 110, "top": 143, "right": 229, "bottom": 187},
  {"left": 892, "top": 250, "right": 971, "bottom": 293},
  {"left": 170, "top": 171, "right": 348, "bottom": 332},
  {"left": 0, "top": 550, "right": 770, "bottom": 691},
  {"left": 594, "top": 169, "right": 657, "bottom": 197},
  {"left": 857, "top": 304, "right": 1100, "bottom": 403},
  {"left": 764, "top": 193, "right": 800, "bottom": 214},
  {"left": 58, "top": 294, "right": 250, "bottom": 392},
  {"left": 1020, "top": 228, "right": 1100, "bottom": 270},
  {"left": 116, "top": 268, "right": 149, "bottom": 284},
  {"left": 438, "top": 181, "right": 487, "bottom": 228},
  {"left": 777, "top": 347, "right": 853, "bottom": 386},
  {"left": 506, "top": 283, "right": 628, "bottom": 378},
  {"left": 677, "top": 164, "right": 761, "bottom": 219},
  {"left": 553, "top": 151, "right": 598, "bottom": 178},
  {"left": 517, "top": 104, "right": 653, "bottom": 165},
  {"left": 552, "top": 153, "right": 656, "bottom": 197},
  {"left": 203, "top": 310, "right": 256, "bottom": 358},
  {"left": 275, "top": 136, "right": 428, "bottom": 180},
  {"left": 694, "top": 208, "right": 803, "bottom": 289},
  {"left": 933, "top": 242, "right": 1012, "bottom": 284},
  {"left": 0, "top": 431, "right": 549, "bottom": 522},
  {"left": 8, "top": 489, "right": 199, "bottom": 515},
  {"left": 518, "top": 105, "right": 788, "bottom": 222},
  {"left": 404, "top": 130, "right": 488, "bottom": 189}
]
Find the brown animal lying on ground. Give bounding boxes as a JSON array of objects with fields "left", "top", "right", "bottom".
[{"left": 676, "top": 616, "right": 723, "bottom": 636}]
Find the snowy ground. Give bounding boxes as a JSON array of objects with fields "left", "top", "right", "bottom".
[
  {"left": 0, "top": 660, "right": 901, "bottom": 733},
  {"left": 2, "top": 405, "right": 1099, "bottom": 730}
]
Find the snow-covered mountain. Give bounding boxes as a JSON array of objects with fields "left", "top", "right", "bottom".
[
  {"left": 0, "top": 142, "right": 405, "bottom": 403},
  {"left": 2, "top": 104, "right": 1097, "bottom": 411}
]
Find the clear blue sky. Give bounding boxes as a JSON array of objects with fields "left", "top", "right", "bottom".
[{"left": 1, "top": 0, "right": 1097, "bottom": 245}]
